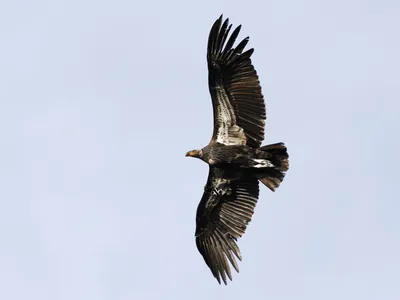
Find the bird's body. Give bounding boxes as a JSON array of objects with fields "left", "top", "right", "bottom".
[
  {"left": 186, "top": 15, "right": 289, "bottom": 284},
  {"left": 189, "top": 143, "right": 279, "bottom": 169}
]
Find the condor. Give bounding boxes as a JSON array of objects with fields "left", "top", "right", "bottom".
[{"left": 186, "top": 15, "right": 289, "bottom": 284}]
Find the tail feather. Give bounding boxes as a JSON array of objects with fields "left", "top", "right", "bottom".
[{"left": 257, "top": 143, "right": 289, "bottom": 191}]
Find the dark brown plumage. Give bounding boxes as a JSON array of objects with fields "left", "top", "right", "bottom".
[{"left": 186, "top": 15, "right": 289, "bottom": 284}]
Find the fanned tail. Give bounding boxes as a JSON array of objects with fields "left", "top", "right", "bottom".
[{"left": 257, "top": 143, "right": 289, "bottom": 191}]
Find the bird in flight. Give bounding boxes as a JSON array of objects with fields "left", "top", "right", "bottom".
[{"left": 185, "top": 15, "right": 289, "bottom": 285}]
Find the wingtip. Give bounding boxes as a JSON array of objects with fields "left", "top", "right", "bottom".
[
  {"left": 215, "top": 274, "right": 222, "bottom": 284},
  {"left": 215, "top": 14, "right": 223, "bottom": 26},
  {"left": 215, "top": 14, "right": 231, "bottom": 28},
  {"left": 216, "top": 274, "right": 228, "bottom": 285}
]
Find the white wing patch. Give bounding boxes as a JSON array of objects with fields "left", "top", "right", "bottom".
[
  {"left": 226, "top": 125, "right": 246, "bottom": 145},
  {"left": 253, "top": 159, "right": 275, "bottom": 168},
  {"left": 214, "top": 87, "right": 246, "bottom": 146},
  {"left": 204, "top": 176, "right": 232, "bottom": 209}
]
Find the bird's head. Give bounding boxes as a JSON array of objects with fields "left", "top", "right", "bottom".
[{"left": 185, "top": 149, "right": 203, "bottom": 159}]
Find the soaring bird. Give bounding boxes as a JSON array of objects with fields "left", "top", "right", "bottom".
[{"left": 186, "top": 16, "right": 289, "bottom": 284}]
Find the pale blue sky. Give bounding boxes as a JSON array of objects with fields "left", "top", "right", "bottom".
[{"left": 1, "top": 0, "right": 399, "bottom": 299}]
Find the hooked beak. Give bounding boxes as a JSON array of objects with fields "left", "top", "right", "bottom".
[
  {"left": 186, "top": 150, "right": 195, "bottom": 157},
  {"left": 185, "top": 150, "right": 201, "bottom": 158}
]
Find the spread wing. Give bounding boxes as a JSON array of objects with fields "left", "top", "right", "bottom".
[
  {"left": 208, "top": 15, "right": 266, "bottom": 148},
  {"left": 195, "top": 167, "right": 259, "bottom": 284}
]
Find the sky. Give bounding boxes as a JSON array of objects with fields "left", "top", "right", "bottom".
[{"left": 0, "top": 0, "right": 399, "bottom": 299}]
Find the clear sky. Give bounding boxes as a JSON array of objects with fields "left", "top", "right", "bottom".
[{"left": 1, "top": 0, "right": 399, "bottom": 299}]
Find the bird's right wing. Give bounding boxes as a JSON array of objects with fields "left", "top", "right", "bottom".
[
  {"left": 195, "top": 167, "right": 259, "bottom": 284},
  {"left": 207, "top": 15, "right": 266, "bottom": 148}
]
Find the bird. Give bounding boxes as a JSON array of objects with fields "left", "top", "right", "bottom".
[{"left": 185, "top": 15, "right": 289, "bottom": 285}]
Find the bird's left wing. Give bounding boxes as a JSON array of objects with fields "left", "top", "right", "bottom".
[{"left": 195, "top": 167, "right": 259, "bottom": 284}]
